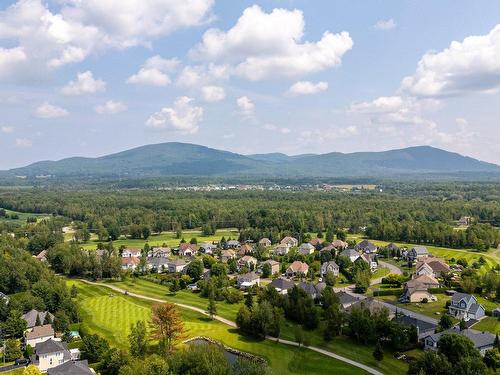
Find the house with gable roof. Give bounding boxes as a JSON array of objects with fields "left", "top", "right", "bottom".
[{"left": 448, "top": 292, "right": 485, "bottom": 320}]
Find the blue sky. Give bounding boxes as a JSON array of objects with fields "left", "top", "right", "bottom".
[{"left": 1, "top": 0, "right": 499, "bottom": 169}]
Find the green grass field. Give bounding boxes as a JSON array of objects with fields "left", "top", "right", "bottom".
[
  {"left": 0, "top": 207, "right": 50, "bottom": 224},
  {"left": 79, "top": 229, "right": 239, "bottom": 250},
  {"left": 348, "top": 235, "right": 499, "bottom": 275},
  {"left": 375, "top": 294, "right": 450, "bottom": 319},
  {"left": 472, "top": 317, "right": 500, "bottom": 334},
  {"left": 69, "top": 280, "right": 367, "bottom": 375},
  {"left": 101, "top": 277, "right": 410, "bottom": 374}
]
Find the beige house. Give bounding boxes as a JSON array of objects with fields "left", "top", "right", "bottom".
[
  {"left": 237, "top": 272, "right": 260, "bottom": 288},
  {"left": 400, "top": 274, "right": 439, "bottom": 303},
  {"left": 31, "top": 339, "right": 71, "bottom": 372},
  {"left": 121, "top": 248, "right": 141, "bottom": 258},
  {"left": 261, "top": 259, "right": 280, "bottom": 275},
  {"left": 273, "top": 244, "right": 290, "bottom": 256},
  {"left": 238, "top": 255, "right": 258, "bottom": 270},
  {"left": 259, "top": 238, "right": 272, "bottom": 247},
  {"left": 25, "top": 325, "right": 54, "bottom": 348},
  {"left": 416, "top": 258, "right": 450, "bottom": 278},
  {"left": 286, "top": 261, "right": 309, "bottom": 277},
  {"left": 280, "top": 236, "right": 298, "bottom": 248},
  {"left": 220, "top": 249, "right": 236, "bottom": 263}
]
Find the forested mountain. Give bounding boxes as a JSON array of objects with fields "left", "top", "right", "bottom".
[{"left": 1, "top": 143, "right": 499, "bottom": 179}]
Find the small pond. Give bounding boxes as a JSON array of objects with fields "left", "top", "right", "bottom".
[{"left": 186, "top": 338, "right": 240, "bottom": 365}]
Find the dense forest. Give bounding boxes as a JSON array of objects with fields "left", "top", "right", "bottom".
[{"left": 0, "top": 184, "right": 498, "bottom": 250}]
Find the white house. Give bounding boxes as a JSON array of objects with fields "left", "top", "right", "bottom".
[
  {"left": 280, "top": 236, "right": 298, "bottom": 248},
  {"left": 121, "top": 248, "right": 141, "bottom": 258},
  {"left": 339, "top": 248, "right": 361, "bottom": 263},
  {"left": 147, "top": 247, "right": 171, "bottom": 258},
  {"left": 320, "top": 261, "right": 339, "bottom": 277},
  {"left": 237, "top": 272, "right": 260, "bottom": 288},
  {"left": 31, "top": 339, "right": 71, "bottom": 372},
  {"left": 298, "top": 243, "right": 315, "bottom": 255},
  {"left": 121, "top": 257, "right": 140, "bottom": 270},
  {"left": 166, "top": 259, "right": 188, "bottom": 273},
  {"left": 273, "top": 244, "right": 290, "bottom": 256}
]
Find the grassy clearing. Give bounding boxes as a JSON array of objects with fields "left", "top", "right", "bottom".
[
  {"left": 371, "top": 267, "right": 390, "bottom": 279},
  {"left": 472, "top": 317, "right": 500, "bottom": 334},
  {"left": 79, "top": 229, "right": 239, "bottom": 250},
  {"left": 102, "top": 277, "right": 409, "bottom": 374},
  {"left": 374, "top": 294, "right": 450, "bottom": 319},
  {"left": 69, "top": 280, "right": 367, "bottom": 375},
  {"left": 0, "top": 207, "right": 50, "bottom": 224}
]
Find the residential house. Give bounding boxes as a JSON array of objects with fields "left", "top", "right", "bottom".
[
  {"left": 199, "top": 243, "right": 216, "bottom": 254},
  {"left": 448, "top": 292, "right": 485, "bottom": 320},
  {"left": 178, "top": 243, "right": 197, "bottom": 257},
  {"left": 386, "top": 243, "right": 399, "bottom": 253},
  {"left": 31, "top": 339, "right": 71, "bottom": 372},
  {"left": 286, "top": 261, "right": 309, "bottom": 277},
  {"left": 25, "top": 324, "right": 55, "bottom": 348},
  {"left": 259, "top": 238, "right": 272, "bottom": 247},
  {"left": 237, "top": 244, "right": 253, "bottom": 257},
  {"left": 261, "top": 259, "right": 280, "bottom": 275},
  {"left": 458, "top": 216, "right": 472, "bottom": 226},
  {"left": 147, "top": 247, "right": 171, "bottom": 258},
  {"left": 315, "top": 282, "right": 327, "bottom": 295},
  {"left": 237, "top": 272, "right": 260, "bottom": 288},
  {"left": 36, "top": 250, "right": 48, "bottom": 262},
  {"left": 166, "top": 259, "right": 188, "bottom": 273},
  {"left": 121, "top": 257, "right": 140, "bottom": 270},
  {"left": 346, "top": 298, "right": 395, "bottom": 319},
  {"left": 320, "top": 261, "right": 339, "bottom": 277},
  {"left": 146, "top": 257, "right": 169, "bottom": 273},
  {"left": 280, "top": 236, "right": 298, "bottom": 248},
  {"left": 395, "top": 316, "right": 437, "bottom": 339},
  {"left": 269, "top": 278, "right": 295, "bottom": 295},
  {"left": 309, "top": 238, "right": 324, "bottom": 248},
  {"left": 220, "top": 249, "right": 236, "bottom": 263},
  {"left": 121, "top": 248, "right": 141, "bottom": 258},
  {"left": 407, "top": 246, "right": 429, "bottom": 262},
  {"left": 298, "top": 243, "right": 315, "bottom": 255},
  {"left": 416, "top": 258, "right": 450, "bottom": 278},
  {"left": 273, "top": 244, "right": 290, "bottom": 256},
  {"left": 47, "top": 360, "right": 95, "bottom": 375},
  {"left": 355, "top": 240, "right": 377, "bottom": 254},
  {"left": 22, "top": 310, "right": 54, "bottom": 330},
  {"left": 298, "top": 281, "right": 319, "bottom": 299},
  {"left": 359, "top": 253, "right": 378, "bottom": 271},
  {"left": 330, "top": 240, "right": 348, "bottom": 250},
  {"left": 238, "top": 255, "right": 258, "bottom": 270},
  {"left": 226, "top": 240, "right": 241, "bottom": 249},
  {"left": 400, "top": 275, "right": 439, "bottom": 303},
  {"left": 424, "top": 327, "right": 494, "bottom": 355},
  {"left": 336, "top": 291, "right": 361, "bottom": 310},
  {"left": 339, "top": 248, "right": 361, "bottom": 263}
]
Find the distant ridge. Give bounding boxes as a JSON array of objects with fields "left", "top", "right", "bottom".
[{"left": 1, "top": 143, "right": 498, "bottom": 179}]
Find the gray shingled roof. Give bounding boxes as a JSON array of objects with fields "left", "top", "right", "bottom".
[
  {"left": 340, "top": 249, "right": 360, "bottom": 258},
  {"left": 22, "top": 310, "right": 54, "bottom": 328},
  {"left": 298, "top": 282, "right": 317, "bottom": 298},
  {"left": 411, "top": 246, "right": 428, "bottom": 254},
  {"left": 48, "top": 360, "right": 93, "bottom": 375},
  {"left": 336, "top": 291, "right": 360, "bottom": 306},
  {"left": 451, "top": 292, "right": 474, "bottom": 304},
  {"left": 426, "top": 327, "right": 495, "bottom": 349},
  {"left": 396, "top": 315, "right": 437, "bottom": 332},
  {"left": 35, "top": 339, "right": 68, "bottom": 355},
  {"left": 269, "top": 278, "right": 294, "bottom": 291}
]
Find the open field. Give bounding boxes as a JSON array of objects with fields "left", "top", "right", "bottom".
[
  {"left": 101, "top": 277, "right": 410, "bottom": 374},
  {"left": 79, "top": 229, "right": 239, "bottom": 250},
  {"left": 0, "top": 207, "right": 50, "bottom": 224},
  {"left": 472, "top": 317, "right": 500, "bottom": 334},
  {"left": 348, "top": 235, "right": 499, "bottom": 275},
  {"left": 69, "top": 280, "right": 368, "bottom": 375}
]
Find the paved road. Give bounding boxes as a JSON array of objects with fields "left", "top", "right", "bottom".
[{"left": 80, "top": 280, "right": 382, "bottom": 375}]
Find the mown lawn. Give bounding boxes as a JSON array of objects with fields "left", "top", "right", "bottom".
[
  {"left": 68, "top": 280, "right": 367, "bottom": 375},
  {"left": 0, "top": 207, "right": 50, "bottom": 224},
  {"left": 374, "top": 294, "right": 450, "bottom": 319},
  {"left": 472, "top": 317, "right": 500, "bottom": 334},
  {"left": 79, "top": 229, "right": 239, "bottom": 250},
  {"left": 101, "top": 277, "right": 410, "bottom": 374}
]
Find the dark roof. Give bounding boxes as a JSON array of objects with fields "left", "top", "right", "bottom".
[
  {"left": 340, "top": 249, "right": 360, "bottom": 258},
  {"left": 396, "top": 315, "right": 437, "bottom": 332},
  {"left": 355, "top": 240, "right": 376, "bottom": 251},
  {"left": 425, "top": 327, "right": 495, "bottom": 349},
  {"left": 298, "top": 281, "right": 317, "bottom": 297},
  {"left": 35, "top": 339, "right": 68, "bottom": 355},
  {"left": 48, "top": 360, "right": 93, "bottom": 375},
  {"left": 387, "top": 243, "right": 399, "bottom": 250},
  {"left": 336, "top": 291, "right": 360, "bottom": 306},
  {"left": 269, "top": 278, "right": 295, "bottom": 291},
  {"left": 411, "top": 246, "right": 428, "bottom": 254},
  {"left": 22, "top": 310, "right": 54, "bottom": 328},
  {"left": 451, "top": 292, "right": 474, "bottom": 304}
]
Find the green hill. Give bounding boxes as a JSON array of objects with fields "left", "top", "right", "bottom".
[{"left": 2, "top": 143, "right": 498, "bottom": 179}]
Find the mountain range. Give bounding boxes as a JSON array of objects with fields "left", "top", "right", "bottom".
[{"left": 2, "top": 143, "right": 499, "bottom": 180}]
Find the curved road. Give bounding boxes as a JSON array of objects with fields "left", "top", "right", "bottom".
[{"left": 79, "top": 280, "right": 383, "bottom": 375}]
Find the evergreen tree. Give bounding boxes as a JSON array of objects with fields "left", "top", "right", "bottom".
[
  {"left": 244, "top": 293, "right": 253, "bottom": 310},
  {"left": 373, "top": 341, "right": 384, "bottom": 362}
]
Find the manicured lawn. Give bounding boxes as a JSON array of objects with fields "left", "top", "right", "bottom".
[
  {"left": 474, "top": 295, "right": 500, "bottom": 312},
  {"left": 101, "top": 278, "right": 410, "bottom": 374},
  {"left": 79, "top": 229, "right": 239, "bottom": 250},
  {"left": 348, "top": 236, "right": 498, "bottom": 275},
  {"left": 69, "top": 280, "right": 368, "bottom": 375},
  {"left": 472, "top": 317, "right": 500, "bottom": 334},
  {"left": 0, "top": 207, "right": 50, "bottom": 224},
  {"left": 371, "top": 267, "right": 390, "bottom": 279},
  {"left": 374, "top": 294, "right": 450, "bottom": 319}
]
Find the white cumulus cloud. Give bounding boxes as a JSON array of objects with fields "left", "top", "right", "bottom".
[
  {"left": 95, "top": 100, "right": 127, "bottom": 115},
  {"left": 401, "top": 24, "right": 500, "bottom": 97},
  {"left": 127, "top": 56, "right": 179, "bottom": 86},
  {"left": 287, "top": 81, "right": 328, "bottom": 96},
  {"left": 146, "top": 96, "right": 203, "bottom": 134},
  {"left": 15, "top": 138, "right": 32, "bottom": 148},
  {"left": 236, "top": 96, "right": 255, "bottom": 117},
  {"left": 1, "top": 126, "right": 14, "bottom": 134},
  {"left": 62, "top": 71, "right": 106, "bottom": 95},
  {"left": 374, "top": 19, "right": 397, "bottom": 30},
  {"left": 34, "top": 103, "right": 69, "bottom": 119},
  {"left": 201, "top": 86, "right": 226, "bottom": 102},
  {"left": 190, "top": 5, "right": 353, "bottom": 80}
]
